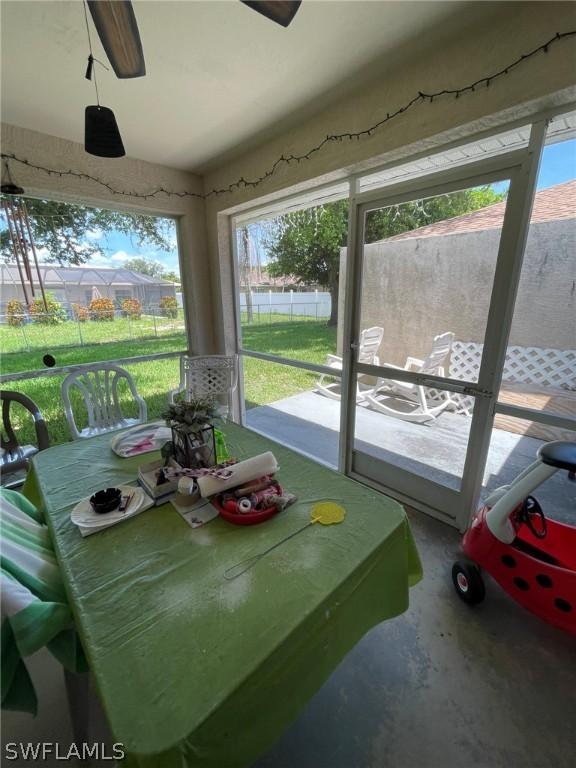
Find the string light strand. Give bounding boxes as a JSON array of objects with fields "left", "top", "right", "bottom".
[{"left": 1, "top": 29, "right": 574, "bottom": 202}]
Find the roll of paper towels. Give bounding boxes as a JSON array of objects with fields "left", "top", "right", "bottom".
[
  {"left": 178, "top": 477, "right": 197, "bottom": 496},
  {"left": 198, "top": 452, "right": 278, "bottom": 497}
]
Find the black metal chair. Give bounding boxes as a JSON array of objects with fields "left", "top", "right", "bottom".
[{"left": 1, "top": 390, "right": 49, "bottom": 488}]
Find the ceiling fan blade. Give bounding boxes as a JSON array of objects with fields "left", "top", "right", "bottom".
[
  {"left": 87, "top": 0, "right": 146, "bottom": 78},
  {"left": 241, "top": 1, "right": 302, "bottom": 28}
]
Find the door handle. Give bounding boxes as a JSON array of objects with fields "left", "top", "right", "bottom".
[
  {"left": 462, "top": 386, "right": 493, "bottom": 398},
  {"left": 418, "top": 379, "right": 494, "bottom": 398}
]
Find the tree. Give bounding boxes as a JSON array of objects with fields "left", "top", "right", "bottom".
[
  {"left": 124, "top": 258, "right": 180, "bottom": 282},
  {"left": 240, "top": 227, "right": 254, "bottom": 323},
  {"left": 265, "top": 187, "right": 505, "bottom": 327},
  {"left": 0, "top": 197, "right": 174, "bottom": 266},
  {"left": 266, "top": 201, "right": 348, "bottom": 326},
  {"left": 124, "top": 257, "right": 166, "bottom": 278},
  {"left": 363, "top": 186, "right": 506, "bottom": 244},
  {"left": 161, "top": 271, "right": 181, "bottom": 284}
]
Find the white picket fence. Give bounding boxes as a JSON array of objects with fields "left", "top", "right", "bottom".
[{"left": 448, "top": 341, "right": 576, "bottom": 414}]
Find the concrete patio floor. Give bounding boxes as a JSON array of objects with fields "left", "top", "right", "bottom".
[{"left": 246, "top": 390, "right": 575, "bottom": 524}]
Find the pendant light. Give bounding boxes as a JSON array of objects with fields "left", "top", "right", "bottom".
[{"left": 85, "top": 105, "right": 125, "bottom": 158}]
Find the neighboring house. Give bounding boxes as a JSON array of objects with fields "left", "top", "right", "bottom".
[
  {"left": 241, "top": 266, "right": 321, "bottom": 292},
  {"left": 338, "top": 180, "right": 576, "bottom": 365},
  {"left": 0, "top": 264, "right": 177, "bottom": 314}
]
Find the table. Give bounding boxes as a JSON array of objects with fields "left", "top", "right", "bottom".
[{"left": 24, "top": 423, "right": 422, "bottom": 768}]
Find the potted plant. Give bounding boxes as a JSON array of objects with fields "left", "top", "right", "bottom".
[{"left": 161, "top": 398, "right": 218, "bottom": 469}]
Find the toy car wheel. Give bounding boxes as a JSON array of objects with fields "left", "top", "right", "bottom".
[{"left": 452, "top": 561, "right": 485, "bottom": 605}]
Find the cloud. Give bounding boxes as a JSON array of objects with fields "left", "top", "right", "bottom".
[
  {"left": 110, "top": 250, "right": 132, "bottom": 263},
  {"left": 86, "top": 228, "right": 103, "bottom": 241},
  {"left": 87, "top": 255, "right": 114, "bottom": 267},
  {"left": 83, "top": 248, "right": 180, "bottom": 275}
]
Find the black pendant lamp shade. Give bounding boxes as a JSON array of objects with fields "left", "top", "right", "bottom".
[
  {"left": 1, "top": 161, "right": 24, "bottom": 195},
  {"left": 87, "top": 0, "right": 146, "bottom": 78},
  {"left": 85, "top": 106, "right": 126, "bottom": 158},
  {"left": 241, "top": 1, "right": 302, "bottom": 27}
]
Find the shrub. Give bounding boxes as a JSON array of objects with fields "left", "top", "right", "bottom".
[
  {"left": 7, "top": 298, "right": 25, "bottom": 326},
  {"left": 121, "top": 297, "right": 142, "bottom": 319},
  {"left": 29, "top": 293, "right": 66, "bottom": 325},
  {"left": 89, "top": 297, "right": 115, "bottom": 321},
  {"left": 72, "top": 303, "right": 89, "bottom": 322},
  {"left": 159, "top": 295, "right": 178, "bottom": 318}
]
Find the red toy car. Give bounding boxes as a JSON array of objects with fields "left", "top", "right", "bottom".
[{"left": 453, "top": 441, "right": 576, "bottom": 636}]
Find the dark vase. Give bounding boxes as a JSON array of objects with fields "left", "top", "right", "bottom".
[{"left": 170, "top": 423, "right": 216, "bottom": 469}]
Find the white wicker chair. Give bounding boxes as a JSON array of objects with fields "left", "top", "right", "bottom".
[
  {"left": 169, "top": 355, "right": 238, "bottom": 416},
  {"left": 315, "top": 326, "right": 384, "bottom": 401},
  {"left": 62, "top": 364, "right": 147, "bottom": 440},
  {"left": 365, "top": 332, "right": 455, "bottom": 423}
]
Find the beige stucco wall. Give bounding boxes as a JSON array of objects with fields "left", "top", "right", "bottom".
[
  {"left": 0, "top": 123, "right": 213, "bottom": 352},
  {"left": 337, "top": 218, "right": 576, "bottom": 367},
  {"left": 203, "top": 1, "right": 576, "bottom": 355}
]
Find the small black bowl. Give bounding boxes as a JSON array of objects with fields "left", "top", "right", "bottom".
[{"left": 90, "top": 487, "right": 122, "bottom": 514}]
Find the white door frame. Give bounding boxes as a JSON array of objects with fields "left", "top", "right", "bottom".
[{"left": 339, "top": 122, "right": 548, "bottom": 530}]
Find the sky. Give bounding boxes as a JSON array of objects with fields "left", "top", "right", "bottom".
[
  {"left": 493, "top": 140, "right": 576, "bottom": 193},
  {"left": 536, "top": 139, "right": 576, "bottom": 189},
  {"left": 81, "top": 223, "right": 180, "bottom": 274}
]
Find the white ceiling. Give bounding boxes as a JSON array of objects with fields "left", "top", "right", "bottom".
[{"left": 1, "top": 0, "right": 479, "bottom": 172}]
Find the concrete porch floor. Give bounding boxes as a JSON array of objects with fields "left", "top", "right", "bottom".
[
  {"left": 2, "top": 508, "right": 575, "bottom": 768},
  {"left": 246, "top": 390, "right": 575, "bottom": 524}
]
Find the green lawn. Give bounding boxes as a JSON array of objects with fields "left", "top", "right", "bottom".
[
  {"left": 1, "top": 334, "right": 187, "bottom": 376},
  {"left": 241, "top": 318, "right": 336, "bottom": 407},
  {"left": 2, "top": 317, "right": 336, "bottom": 448},
  {"left": 241, "top": 315, "right": 336, "bottom": 363},
  {"left": 0, "top": 311, "right": 186, "bottom": 355}
]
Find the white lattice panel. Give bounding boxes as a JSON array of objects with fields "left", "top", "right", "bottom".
[
  {"left": 448, "top": 342, "right": 576, "bottom": 415},
  {"left": 503, "top": 347, "right": 576, "bottom": 389}
]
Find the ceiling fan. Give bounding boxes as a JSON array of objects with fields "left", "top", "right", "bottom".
[
  {"left": 87, "top": 0, "right": 302, "bottom": 80},
  {"left": 86, "top": 0, "right": 145, "bottom": 78}
]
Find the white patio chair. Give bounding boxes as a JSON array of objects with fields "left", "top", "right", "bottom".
[
  {"left": 315, "top": 326, "right": 384, "bottom": 401},
  {"left": 169, "top": 355, "right": 238, "bottom": 416},
  {"left": 365, "top": 331, "right": 455, "bottom": 423},
  {"left": 62, "top": 364, "right": 147, "bottom": 440}
]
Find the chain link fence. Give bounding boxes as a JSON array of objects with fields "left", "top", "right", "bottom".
[{"left": 0, "top": 305, "right": 186, "bottom": 353}]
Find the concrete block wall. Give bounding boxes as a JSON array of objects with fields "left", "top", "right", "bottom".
[{"left": 337, "top": 218, "right": 576, "bottom": 366}]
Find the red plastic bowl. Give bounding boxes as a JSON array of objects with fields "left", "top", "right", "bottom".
[{"left": 212, "top": 481, "right": 283, "bottom": 526}]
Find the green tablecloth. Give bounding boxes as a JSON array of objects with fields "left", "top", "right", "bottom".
[{"left": 24, "top": 423, "right": 422, "bottom": 767}]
